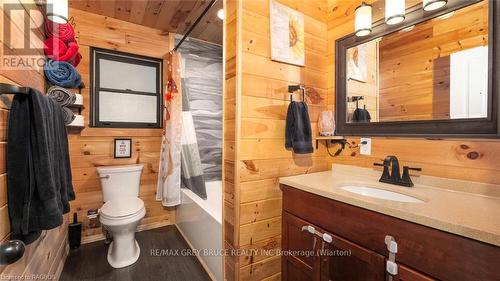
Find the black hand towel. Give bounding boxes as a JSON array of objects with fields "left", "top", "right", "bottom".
[
  {"left": 285, "top": 101, "right": 313, "bottom": 154},
  {"left": 7, "top": 89, "right": 75, "bottom": 244},
  {"left": 352, "top": 108, "right": 371, "bottom": 123}
]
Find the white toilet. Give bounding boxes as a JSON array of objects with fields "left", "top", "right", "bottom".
[{"left": 97, "top": 164, "right": 146, "bottom": 268}]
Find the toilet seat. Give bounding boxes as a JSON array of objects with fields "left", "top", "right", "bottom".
[
  {"left": 100, "top": 197, "right": 145, "bottom": 225},
  {"left": 101, "top": 197, "right": 144, "bottom": 217}
]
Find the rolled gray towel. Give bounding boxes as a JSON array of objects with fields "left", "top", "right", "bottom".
[
  {"left": 61, "top": 107, "right": 76, "bottom": 125},
  {"left": 47, "top": 86, "right": 76, "bottom": 107}
]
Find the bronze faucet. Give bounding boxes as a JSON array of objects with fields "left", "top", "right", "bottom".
[{"left": 374, "top": 156, "right": 421, "bottom": 187}]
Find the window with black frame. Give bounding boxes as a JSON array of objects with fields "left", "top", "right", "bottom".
[{"left": 90, "top": 47, "right": 163, "bottom": 128}]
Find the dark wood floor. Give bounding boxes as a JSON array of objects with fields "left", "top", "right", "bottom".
[{"left": 60, "top": 226, "right": 211, "bottom": 281}]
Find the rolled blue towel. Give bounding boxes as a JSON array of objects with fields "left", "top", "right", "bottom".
[{"left": 44, "top": 60, "right": 82, "bottom": 88}]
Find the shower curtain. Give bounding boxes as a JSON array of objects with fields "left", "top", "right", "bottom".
[
  {"left": 180, "top": 78, "right": 207, "bottom": 199},
  {"left": 177, "top": 42, "right": 222, "bottom": 182},
  {"left": 157, "top": 51, "right": 207, "bottom": 206},
  {"left": 156, "top": 52, "right": 182, "bottom": 207}
]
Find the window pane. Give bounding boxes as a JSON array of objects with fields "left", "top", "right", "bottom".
[
  {"left": 99, "top": 58, "right": 158, "bottom": 93},
  {"left": 98, "top": 91, "right": 157, "bottom": 123}
]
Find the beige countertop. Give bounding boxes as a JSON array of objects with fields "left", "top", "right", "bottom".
[{"left": 279, "top": 164, "right": 500, "bottom": 247}]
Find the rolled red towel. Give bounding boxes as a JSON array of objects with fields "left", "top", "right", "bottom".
[
  {"left": 44, "top": 18, "right": 75, "bottom": 43},
  {"left": 44, "top": 37, "right": 81, "bottom": 67},
  {"left": 72, "top": 52, "right": 82, "bottom": 67}
]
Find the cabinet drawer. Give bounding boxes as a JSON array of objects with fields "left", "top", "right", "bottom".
[{"left": 282, "top": 185, "right": 500, "bottom": 281}]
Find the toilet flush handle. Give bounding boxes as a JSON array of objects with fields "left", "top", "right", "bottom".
[{"left": 100, "top": 175, "right": 110, "bottom": 179}]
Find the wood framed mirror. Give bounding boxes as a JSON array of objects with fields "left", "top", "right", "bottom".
[{"left": 335, "top": 0, "right": 500, "bottom": 138}]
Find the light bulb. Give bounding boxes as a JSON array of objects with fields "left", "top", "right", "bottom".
[
  {"left": 217, "top": 9, "right": 224, "bottom": 20},
  {"left": 355, "top": 2, "right": 372, "bottom": 37},
  {"left": 423, "top": 0, "right": 447, "bottom": 11},
  {"left": 385, "top": 0, "right": 405, "bottom": 25}
]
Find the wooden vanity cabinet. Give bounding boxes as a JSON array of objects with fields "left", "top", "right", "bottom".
[
  {"left": 281, "top": 185, "right": 500, "bottom": 281},
  {"left": 282, "top": 212, "right": 385, "bottom": 281}
]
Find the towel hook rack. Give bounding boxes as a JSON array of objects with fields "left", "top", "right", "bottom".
[
  {"left": 288, "top": 84, "right": 305, "bottom": 103},
  {"left": 0, "top": 83, "right": 30, "bottom": 95},
  {"left": 347, "top": 95, "right": 364, "bottom": 108}
]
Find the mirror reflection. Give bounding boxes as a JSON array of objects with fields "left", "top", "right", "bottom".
[{"left": 346, "top": 1, "right": 488, "bottom": 123}]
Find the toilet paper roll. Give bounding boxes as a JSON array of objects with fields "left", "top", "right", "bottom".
[
  {"left": 73, "top": 93, "right": 83, "bottom": 107},
  {"left": 67, "top": 114, "right": 84, "bottom": 127}
]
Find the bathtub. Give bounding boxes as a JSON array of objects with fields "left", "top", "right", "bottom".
[{"left": 177, "top": 181, "right": 222, "bottom": 281}]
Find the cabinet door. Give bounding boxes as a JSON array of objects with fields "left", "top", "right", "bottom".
[
  {"left": 392, "top": 264, "right": 436, "bottom": 281},
  {"left": 320, "top": 233, "right": 385, "bottom": 281},
  {"left": 282, "top": 212, "right": 321, "bottom": 281}
]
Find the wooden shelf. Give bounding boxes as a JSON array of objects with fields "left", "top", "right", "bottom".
[
  {"left": 315, "top": 136, "right": 346, "bottom": 150},
  {"left": 315, "top": 136, "right": 345, "bottom": 140}
]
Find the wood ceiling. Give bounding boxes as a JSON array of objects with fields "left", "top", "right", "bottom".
[{"left": 69, "top": 0, "right": 223, "bottom": 45}]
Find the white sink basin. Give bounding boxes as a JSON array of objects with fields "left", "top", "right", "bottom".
[{"left": 341, "top": 185, "right": 424, "bottom": 203}]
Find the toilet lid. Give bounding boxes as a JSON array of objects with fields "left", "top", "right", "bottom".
[{"left": 100, "top": 197, "right": 144, "bottom": 218}]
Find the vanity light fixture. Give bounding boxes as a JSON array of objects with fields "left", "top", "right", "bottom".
[
  {"left": 423, "top": 0, "right": 447, "bottom": 11},
  {"left": 400, "top": 25, "right": 415, "bottom": 32},
  {"left": 385, "top": 0, "right": 406, "bottom": 25},
  {"left": 436, "top": 11, "right": 454, "bottom": 20},
  {"left": 217, "top": 9, "right": 224, "bottom": 20},
  {"left": 355, "top": 2, "right": 373, "bottom": 37},
  {"left": 46, "top": 0, "right": 69, "bottom": 24}
]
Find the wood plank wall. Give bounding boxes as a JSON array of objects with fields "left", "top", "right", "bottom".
[
  {"left": 223, "top": 0, "right": 330, "bottom": 280},
  {"left": 223, "top": 0, "right": 239, "bottom": 279},
  {"left": 68, "top": 8, "right": 174, "bottom": 242},
  {"left": 223, "top": 0, "right": 500, "bottom": 280},
  {"left": 0, "top": 0, "right": 68, "bottom": 279},
  {"left": 327, "top": 0, "right": 500, "bottom": 186}
]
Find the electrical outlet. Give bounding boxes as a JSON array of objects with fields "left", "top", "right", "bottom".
[{"left": 360, "top": 137, "right": 371, "bottom": 155}]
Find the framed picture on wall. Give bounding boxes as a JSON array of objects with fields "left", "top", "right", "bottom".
[
  {"left": 114, "top": 138, "right": 132, "bottom": 158},
  {"left": 270, "top": 0, "right": 305, "bottom": 66}
]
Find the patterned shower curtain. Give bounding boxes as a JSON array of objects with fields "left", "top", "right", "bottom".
[
  {"left": 180, "top": 78, "right": 207, "bottom": 199},
  {"left": 156, "top": 52, "right": 182, "bottom": 207},
  {"left": 156, "top": 51, "right": 207, "bottom": 205}
]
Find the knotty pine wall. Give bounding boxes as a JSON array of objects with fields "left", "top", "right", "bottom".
[
  {"left": 224, "top": 0, "right": 500, "bottom": 280},
  {"left": 69, "top": 8, "right": 173, "bottom": 242},
  {"left": 223, "top": 0, "right": 331, "bottom": 280},
  {"left": 327, "top": 0, "right": 500, "bottom": 186},
  {"left": 0, "top": 1, "right": 68, "bottom": 279}
]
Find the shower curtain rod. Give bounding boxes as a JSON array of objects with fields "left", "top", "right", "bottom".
[{"left": 173, "top": 0, "right": 218, "bottom": 51}]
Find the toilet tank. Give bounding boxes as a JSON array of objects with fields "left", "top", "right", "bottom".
[{"left": 97, "top": 164, "right": 144, "bottom": 202}]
